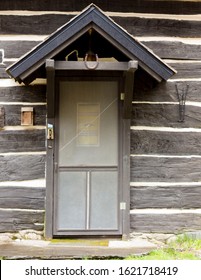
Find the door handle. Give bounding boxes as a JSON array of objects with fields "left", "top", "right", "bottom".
[{"left": 47, "top": 123, "right": 54, "bottom": 140}]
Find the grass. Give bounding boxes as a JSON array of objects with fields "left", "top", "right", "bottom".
[
  {"left": 1, "top": 234, "right": 201, "bottom": 260},
  {"left": 125, "top": 234, "right": 201, "bottom": 260}
]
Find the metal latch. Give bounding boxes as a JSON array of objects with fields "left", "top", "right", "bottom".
[
  {"left": 120, "top": 202, "right": 126, "bottom": 210},
  {"left": 120, "top": 93, "right": 125, "bottom": 100},
  {"left": 47, "top": 123, "right": 54, "bottom": 140}
]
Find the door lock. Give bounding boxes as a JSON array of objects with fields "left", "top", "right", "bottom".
[{"left": 47, "top": 123, "right": 54, "bottom": 140}]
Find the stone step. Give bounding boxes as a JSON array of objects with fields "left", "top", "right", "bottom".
[{"left": 0, "top": 239, "right": 157, "bottom": 259}]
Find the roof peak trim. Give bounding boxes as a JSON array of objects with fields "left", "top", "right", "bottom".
[{"left": 6, "top": 3, "right": 176, "bottom": 84}]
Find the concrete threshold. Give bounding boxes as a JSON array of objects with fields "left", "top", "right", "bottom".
[{"left": 0, "top": 239, "right": 157, "bottom": 259}]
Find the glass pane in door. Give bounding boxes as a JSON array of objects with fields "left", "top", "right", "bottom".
[
  {"left": 59, "top": 81, "right": 118, "bottom": 166},
  {"left": 57, "top": 171, "right": 86, "bottom": 230},
  {"left": 90, "top": 171, "right": 118, "bottom": 230},
  {"left": 55, "top": 80, "right": 120, "bottom": 234}
]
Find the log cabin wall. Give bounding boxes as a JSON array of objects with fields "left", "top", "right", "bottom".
[{"left": 0, "top": 0, "right": 201, "bottom": 234}]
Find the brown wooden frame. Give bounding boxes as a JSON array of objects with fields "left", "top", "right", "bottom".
[{"left": 45, "top": 59, "right": 136, "bottom": 238}]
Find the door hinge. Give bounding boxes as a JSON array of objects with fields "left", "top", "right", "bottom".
[{"left": 120, "top": 202, "right": 126, "bottom": 210}]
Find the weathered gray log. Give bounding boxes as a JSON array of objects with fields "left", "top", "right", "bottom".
[
  {"left": 0, "top": 186, "right": 45, "bottom": 210},
  {"left": 0, "top": 130, "right": 45, "bottom": 153},
  {"left": 0, "top": 107, "right": 5, "bottom": 127},
  {"left": 0, "top": 154, "right": 46, "bottom": 181},
  {"left": 0, "top": 14, "right": 73, "bottom": 35},
  {"left": 130, "top": 213, "right": 201, "bottom": 233},
  {"left": 0, "top": 85, "right": 46, "bottom": 103},
  {"left": 168, "top": 62, "right": 201, "bottom": 79},
  {"left": 131, "top": 104, "right": 201, "bottom": 128},
  {"left": 133, "top": 81, "right": 201, "bottom": 102},
  {"left": 0, "top": 14, "right": 201, "bottom": 37},
  {"left": 0, "top": 0, "right": 200, "bottom": 14},
  {"left": 1, "top": 41, "right": 40, "bottom": 59},
  {"left": 0, "top": 209, "right": 44, "bottom": 232},
  {"left": 2, "top": 39, "right": 201, "bottom": 62},
  {"left": 0, "top": 50, "right": 3, "bottom": 63},
  {"left": 131, "top": 130, "right": 201, "bottom": 155},
  {"left": 0, "top": 64, "right": 9, "bottom": 79},
  {"left": 130, "top": 156, "right": 201, "bottom": 182},
  {"left": 131, "top": 186, "right": 201, "bottom": 209},
  {"left": 113, "top": 16, "right": 201, "bottom": 38},
  {"left": 3, "top": 104, "right": 46, "bottom": 126},
  {"left": 142, "top": 41, "right": 201, "bottom": 60}
]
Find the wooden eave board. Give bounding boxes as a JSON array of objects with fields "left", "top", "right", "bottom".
[{"left": 6, "top": 4, "right": 175, "bottom": 83}]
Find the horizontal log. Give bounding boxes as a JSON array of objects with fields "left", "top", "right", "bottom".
[
  {"left": 0, "top": 186, "right": 45, "bottom": 210},
  {"left": 0, "top": 14, "right": 200, "bottom": 37},
  {"left": 113, "top": 16, "right": 201, "bottom": 38},
  {"left": 0, "top": 209, "right": 44, "bottom": 232},
  {"left": 131, "top": 186, "right": 201, "bottom": 209},
  {"left": 168, "top": 62, "right": 201, "bottom": 79},
  {"left": 0, "top": 0, "right": 200, "bottom": 14},
  {"left": 0, "top": 50, "right": 3, "bottom": 63},
  {"left": 131, "top": 104, "right": 201, "bottom": 128},
  {"left": 0, "top": 130, "right": 45, "bottom": 153},
  {"left": 130, "top": 156, "right": 201, "bottom": 182},
  {"left": 131, "top": 130, "right": 201, "bottom": 155},
  {"left": 0, "top": 85, "right": 46, "bottom": 103},
  {"left": 0, "top": 14, "right": 73, "bottom": 35},
  {"left": 0, "top": 107, "right": 5, "bottom": 127},
  {"left": 1, "top": 40, "right": 39, "bottom": 59},
  {"left": 130, "top": 213, "right": 201, "bottom": 233},
  {"left": 3, "top": 104, "right": 46, "bottom": 126},
  {"left": 0, "top": 65, "right": 9, "bottom": 78},
  {"left": 2, "top": 40, "right": 201, "bottom": 62},
  {"left": 0, "top": 154, "right": 46, "bottom": 181},
  {"left": 142, "top": 40, "right": 201, "bottom": 60},
  {"left": 133, "top": 81, "right": 201, "bottom": 102}
]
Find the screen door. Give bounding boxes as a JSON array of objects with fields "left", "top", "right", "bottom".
[{"left": 53, "top": 80, "right": 121, "bottom": 235}]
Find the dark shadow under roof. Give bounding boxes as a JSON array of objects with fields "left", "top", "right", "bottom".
[{"left": 6, "top": 4, "right": 176, "bottom": 84}]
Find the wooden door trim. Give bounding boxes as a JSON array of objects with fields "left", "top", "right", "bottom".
[{"left": 45, "top": 64, "right": 131, "bottom": 239}]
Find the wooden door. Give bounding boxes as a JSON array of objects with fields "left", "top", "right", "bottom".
[{"left": 53, "top": 80, "right": 122, "bottom": 235}]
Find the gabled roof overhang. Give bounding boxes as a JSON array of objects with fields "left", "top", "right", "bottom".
[{"left": 6, "top": 4, "right": 176, "bottom": 84}]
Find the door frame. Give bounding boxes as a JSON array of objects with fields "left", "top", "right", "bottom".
[
  {"left": 54, "top": 77, "right": 122, "bottom": 236},
  {"left": 45, "top": 60, "right": 137, "bottom": 239}
]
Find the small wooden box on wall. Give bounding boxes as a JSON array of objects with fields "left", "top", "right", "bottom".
[{"left": 21, "top": 107, "right": 33, "bottom": 126}]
